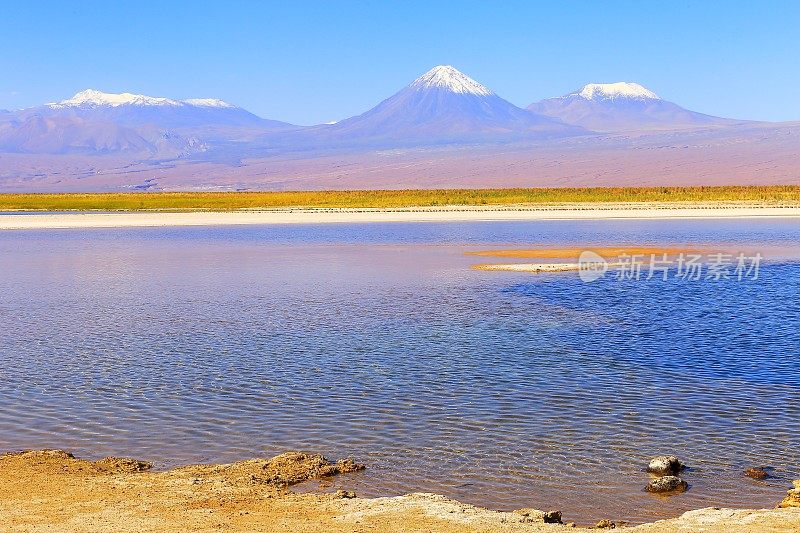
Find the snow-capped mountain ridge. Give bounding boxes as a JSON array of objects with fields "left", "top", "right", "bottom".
[
  {"left": 572, "top": 82, "right": 660, "bottom": 101},
  {"left": 50, "top": 89, "right": 180, "bottom": 108},
  {"left": 2, "top": 89, "right": 295, "bottom": 155},
  {"left": 49, "top": 89, "right": 236, "bottom": 109},
  {"left": 410, "top": 66, "right": 493, "bottom": 96}
]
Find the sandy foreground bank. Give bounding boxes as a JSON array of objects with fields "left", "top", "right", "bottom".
[
  {"left": 2, "top": 202, "right": 800, "bottom": 230},
  {"left": 1, "top": 450, "right": 798, "bottom": 533}
]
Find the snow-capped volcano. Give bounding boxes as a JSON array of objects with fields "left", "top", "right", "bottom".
[
  {"left": 528, "top": 82, "right": 734, "bottom": 132},
  {"left": 49, "top": 89, "right": 236, "bottom": 109},
  {"left": 410, "top": 65, "right": 493, "bottom": 96},
  {"left": 298, "top": 65, "right": 584, "bottom": 146}
]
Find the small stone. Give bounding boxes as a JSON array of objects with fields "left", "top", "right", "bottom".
[
  {"left": 595, "top": 518, "right": 615, "bottom": 528},
  {"left": 647, "top": 456, "right": 683, "bottom": 476},
  {"left": 95, "top": 457, "right": 153, "bottom": 473},
  {"left": 334, "top": 489, "right": 356, "bottom": 499},
  {"left": 511, "top": 508, "right": 561, "bottom": 525},
  {"left": 565, "top": 522, "right": 577, "bottom": 528},
  {"left": 646, "top": 475, "right": 688, "bottom": 494},
  {"left": 778, "top": 480, "right": 800, "bottom": 508},
  {"left": 745, "top": 467, "right": 768, "bottom": 480},
  {"left": 512, "top": 508, "right": 545, "bottom": 523}
]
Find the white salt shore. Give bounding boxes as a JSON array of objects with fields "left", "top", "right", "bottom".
[{"left": 2, "top": 203, "right": 800, "bottom": 230}]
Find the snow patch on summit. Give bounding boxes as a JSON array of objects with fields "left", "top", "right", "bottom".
[
  {"left": 50, "top": 89, "right": 181, "bottom": 107},
  {"left": 575, "top": 82, "right": 660, "bottom": 101},
  {"left": 182, "top": 98, "right": 235, "bottom": 108},
  {"left": 49, "top": 90, "right": 236, "bottom": 109},
  {"left": 410, "top": 66, "right": 493, "bottom": 96}
]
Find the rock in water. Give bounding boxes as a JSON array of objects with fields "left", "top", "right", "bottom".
[
  {"left": 595, "top": 519, "right": 616, "bottom": 528},
  {"left": 647, "top": 456, "right": 683, "bottom": 476},
  {"left": 745, "top": 467, "right": 768, "bottom": 480},
  {"left": 779, "top": 481, "right": 800, "bottom": 508},
  {"left": 646, "top": 476, "right": 688, "bottom": 494}
]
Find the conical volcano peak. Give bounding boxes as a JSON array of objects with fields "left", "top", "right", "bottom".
[{"left": 410, "top": 65, "right": 493, "bottom": 96}]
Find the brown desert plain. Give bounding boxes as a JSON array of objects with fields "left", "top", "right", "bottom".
[{"left": 0, "top": 120, "right": 798, "bottom": 192}]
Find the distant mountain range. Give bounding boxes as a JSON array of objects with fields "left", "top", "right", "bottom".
[
  {"left": 0, "top": 65, "right": 796, "bottom": 192},
  {"left": 0, "top": 66, "right": 751, "bottom": 156}
]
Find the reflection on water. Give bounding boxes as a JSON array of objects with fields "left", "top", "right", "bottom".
[{"left": 0, "top": 219, "right": 799, "bottom": 525}]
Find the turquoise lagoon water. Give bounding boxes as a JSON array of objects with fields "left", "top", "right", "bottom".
[{"left": 0, "top": 219, "right": 798, "bottom": 524}]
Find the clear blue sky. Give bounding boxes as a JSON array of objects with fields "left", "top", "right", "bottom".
[{"left": 2, "top": 1, "right": 798, "bottom": 124}]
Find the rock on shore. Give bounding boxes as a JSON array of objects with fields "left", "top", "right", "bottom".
[
  {"left": 779, "top": 481, "right": 800, "bottom": 508},
  {"left": 1, "top": 450, "right": 799, "bottom": 532}
]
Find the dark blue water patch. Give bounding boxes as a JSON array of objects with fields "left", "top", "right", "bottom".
[{"left": 502, "top": 263, "right": 800, "bottom": 386}]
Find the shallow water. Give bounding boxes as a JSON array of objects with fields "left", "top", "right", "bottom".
[{"left": 0, "top": 219, "right": 799, "bottom": 525}]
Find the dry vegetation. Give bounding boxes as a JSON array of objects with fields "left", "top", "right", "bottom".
[{"left": 1, "top": 186, "right": 799, "bottom": 211}]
